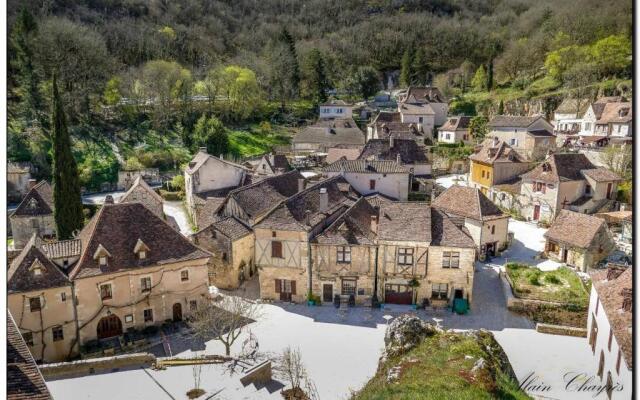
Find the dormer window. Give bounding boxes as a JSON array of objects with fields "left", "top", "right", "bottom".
[
  {"left": 134, "top": 239, "right": 150, "bottom": 260},
  {"left": 29, "top": 259, "right": 45, "bottom": 277},
  {"left": 99, "top": 256, "right": 107, "bottom": 266},
  {"left": 93, "top": 244, "right": 112, "bottom": 266},
  {"left": 27, "top": 198, "right": 38, "bottom": 210}
]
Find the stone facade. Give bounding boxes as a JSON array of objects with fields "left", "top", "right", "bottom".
[
  {"left": 424, "top": 246, "right": 475, "bottom": 305},
  {"left": 11, "top": 214, "right": 56, "bottom": 249},
  {"left": 117, "top": 168, "right": 160, "bottom": 191},
  {"left": 118, "top": 177, "right": 164, "bottom": 218}
]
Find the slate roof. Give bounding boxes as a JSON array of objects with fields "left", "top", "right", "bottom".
[
  {"left": 7, "top": 312, "right": 52, "bottom": 400},
  {"left": 255, "top": 176, "right": 358, "bottom": 232},
  {"left": 377, "top": 202, "right": 431, "bottom": 243},
  {"left": 589, "top": 267, "right": 633, "bottom": 369},
  {"left": 358, "top": 139, "right": 428, "bottom": 164},
  {"left": 521, "top": 153, "right": 597, "bottom": 183},
  {"left": 432, "top": 185, "right": 506, "bottom": 221},
  {"left": 119, "top": 176, "right": 164, "bottom": 204},
  {"left": 554, "top": 98, "right": 590, "bottom": 117},
  {"left": 322, "top": 159, "right": 408, "bottom": 174},
  {"left": 204, "top": 217, "right": 252, "bottom": 241},
  {"left": 375, "top": 123, "right": 428, "bottom": 142},
  {"left": 469, "top": 138, "right": 525, "bottom": 165},
  {"left": 11, "top": 181, "right": 53, "bottom": 217},
  {"left": 223, "top": 170, "right": 305, "bottom": 223},
  {"left": 440, "top": 116, "right": 472, "bottom": 131},
  {"left": 8, "top": 235, "right": 71, "bottom": 294},
  {"left": 430, "top": 208, "right": 476, "bottom": 248},
  {"left": 487, "top": 115, "right": 544, "bottom": 128},
  {"left": 325, "top": 145, "right": 364, "bottom": 164},
  {"left": 69, "top": 203, "right": 211, "bottom": 279},
  {"left": 293, "top": 118, "right": 365, "bottom": 146},
  {"left": 544, "top": 210, "right": 608, "bottom": 249},
  {"left": 363, "top": 193, "right": 396, "bottom": 208},
  {"left": 41, "top": 239, "right": 82, "bottom": 259},
  {"left": 314, "top": 197, "right": 378, "bottom": 245},
  {"left": 400, "top": 86, "right": 446, "bottom": 103},
  {"left": 185, "top": 150, "right": 247, "bottom": 175},
  {"left": 580, "top": 167, "right": 623, "bottom": 182}
]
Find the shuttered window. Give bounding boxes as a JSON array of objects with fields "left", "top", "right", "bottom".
[{"left": 272, "top": 241, "right": 283, "bottom": 258}]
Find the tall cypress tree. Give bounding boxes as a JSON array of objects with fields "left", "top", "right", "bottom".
[
  {"left": 411, "top": 48, "right": 428, "bottom": 86},
  {"left": 306, "top": 49, "right": 329, "bottom": 105},
  {"left": 399, "top": 49, "right": 412, "bottom": 87},
  {"left": 51, "top": 74, "right": 84, "bottom": 240}
]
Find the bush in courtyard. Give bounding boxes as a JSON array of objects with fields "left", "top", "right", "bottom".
[
  {"left": 527, "top": 269, "right": 542, "bottom": 286},
  {"left": 544, "top": 274, "right": 561, "bottom": 285}
]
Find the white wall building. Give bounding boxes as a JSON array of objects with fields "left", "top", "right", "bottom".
[{"left": 319, "top": 100, "right": 354, "bottom": 119}]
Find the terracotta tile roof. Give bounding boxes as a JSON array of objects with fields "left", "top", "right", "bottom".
[
  {"left": 358, "top": 139, "right": 428, "bottom": 164},
  {"left": 430, "top": 208, "right": 476, "bottom": 248},
  {"left": 400, "top": 86, "right": 446, "bottom": 103},
  {"left": 119, "top": 176, "right": 164, "bottom": 204},
  {"left": 543, "top": 210, "right": 608, "bottom": 249},
  {"left": 313, "top": 197, "right": 377, "bottom": 245},
  {"left": 369, "top": 111, "right": 402, "bottom": 125},
  {"left": 488, "top": 115, "right": 545, "bottom": 128},
  {"left": 594, "top": 210, "right": 632, "bottom": 225},
  {"left": 521, "top": 153, "right": 596, "bottom": 183},
  {"left": 8, "top": 235, "right": 70, "bottom": 294},
  {"left": 493, "top": 177, "right": 523, "bottom": 194},
  {"left": 7, "top": 312, "right": 52, "bottom": 400},
  {"left": 363, "top": 193, "right": 395, "bottom": 208},
  {"left": 69, "top": 203, "right": 211, "bottom": 279},
  {"left": 377, "top": 202, "right": 431, "bottom": 243},
  {"left": 325, "top": 145, "right": 364, "bottom": 164},
  {"left": 589, "top": 267, "right": 632, "bottom": 370},
  {"left": 597, "top": 102, "right": 632, "bottom": 124},
  {"left": 440, "top": 116, "right": 472, "bottom": 131},
  {"left": 554, "top": 98, "right": 590, "bottom": 117},
  {"left": 11, "top": 181, "right": 53, "bottom": 217},
  {"left": 322, "top": 159, "right": 408, "bottom": 174},
  {"left": 469, "top": 138, "right": 525, "bottom": 165},
  {"left": 580, "top": 167, "right": 623, "bottom": 182},
  {"left": 41, "top": 239, "right": 81, "bottom": 259},
  {"left": 293, "top": 118, "right": 365, "bottom": 146},
  {"left": 255, "top": 176, "right": 357, "bottom": 232},
  {"left": 432, "top": 185, "right": 505, "bottom": 221}
]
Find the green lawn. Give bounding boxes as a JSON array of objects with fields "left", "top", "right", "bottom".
[
  {"left": 227, "top": 125, "right": 292, "bottom": 158},
  {"left": 354, "top": 331, "right": 530, "bottom": 400},
  {"left": 505, "top": 264, "right": 589, "bottom": 306}
]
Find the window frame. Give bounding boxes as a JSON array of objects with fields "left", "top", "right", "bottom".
[
  {"left": 271, "top": 241, "right": 284, "bottom": 259},
  {"left": 336, "top": 246, "right": 351, "bottom": 263},
  {"left": 52, "top": 326, "right": 64, "bottom": 342},
  {"left": 431, "top": 283, "right": 448, "bottom": 300},
  {"left": 140, "top": 276, "right": 152, "bottom": 293},
  {"left": 23, "top": 332, "right": 34, "bottom": 346},
  {"left": 29, "top": 297, "right": 42, "bottom": 312},
  {"left": 397, "top": 248, "right": 414, "bottom": 266},
  {"left": 189, "top": 300, "right": 198, "bottom": 311},
  {"left": 341, "top": 279, "right": 357, "bottom": 296},
  {"left": 143, "top": 308, "right": 154, "bottom": 322},
  {"left": 442, "top": 251, "right": 460, "bottom": 268},
  {"left": 180, "top": 269, "right": 189, "bottom": 282},
  {"left": 100, "top": 283, "right": 113, "bottom": 300}
]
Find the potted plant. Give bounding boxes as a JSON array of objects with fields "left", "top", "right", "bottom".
[
  {"left": 306, "top": 290, "right": 315, "bottom": 306},
  {"left": 408, "top": 278, "right": 421, "bottom": 309}
]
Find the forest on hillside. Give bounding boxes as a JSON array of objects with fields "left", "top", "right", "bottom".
[{"left": 7, "top": 0, "right": 633, "bottom": 190}]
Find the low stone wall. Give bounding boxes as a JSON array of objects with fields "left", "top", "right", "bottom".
[
  {"left": 536, "top": 323, "right": 587, "bottom": 338},
  {"left": 500, "top": 272, "right": 568, "bottom": 309},
  {"left": 240, "top": 360, "right": 272, "bottom": 386},
  {"left": 41, "top": 353, "right": 156, "bottom": 380}
]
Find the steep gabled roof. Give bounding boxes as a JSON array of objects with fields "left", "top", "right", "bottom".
[
  {"left": 293, "top": 118, "right": 365, "bottom": 146},
  {"left": 398, "top": 102, "right": 435, "bottom": 115},
  {"left": 521, "top": 153, "right": 596, "bottom": 183},
  {"left": 580, "top": 167, "right": 623, "bottom": 182},
  {"left": 322, "top": 159, "right": 408, "bottom": 174},
  {"left": 488, "top": 115, "right": 545, "bottom": 128},
  {"left": 70, "top": 203, "right": 211, "bottom": 279},
  {"left": 358, "top": 139, "right": 428, "bottom": 164},
  {"left": 554, "top": 98, "right": 590, "bottom": 117},
  {"left": 185, "top": 150, "right": 247, "bottom": 175},
  {"left": 440, "top": 116, "right": 472, "bottom": 131},
  {"left": 369, "top": 111, "right": 402, "bottom": 126},
  {"left": 119, "top": 176, "right": 164, "bottom": 204},
  {"left": 544, "top": 210, "right": 608, "bottom": 249},
  {"left": 11, "top": 181, "right": 53, "bottom": 217},
  {"left": 377, "top": 202, "right": 432, "bottom": 243},
  {"left": 469, "top": 138, "right": 525, "bottom": 165},
  {"left": 201, "top": 216, "right": 252, "bottom": 241},
  {"left": 313, "top": 197, "right": 378, "bottom": 245},
  {"left": 430, "top": 208, "right": 476, "bottom": 248},
  {"left": 7, "top": 312, "right": 52, "bottom": 400},
  {"left": 597, "top": 102, "right": 632, "bottom": 124},
  {"left": 432, "top": 185, "right": 505, "bottom": 221},
  {"left": 400, "top": 86, "right": 446, "bottom": 103},
  {"left": 8, "top": 235, "right": 70, "bottom": 294},
  {"left": 325, "top": 145, "right": 364, "bottom": 164}
]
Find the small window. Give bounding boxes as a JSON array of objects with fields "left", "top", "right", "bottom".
[
  {"left": 481, "top": 170, "right": 485, "bottom": 178},
  {"left": 100, "top": 284, "right": 112, "bottom": 300},
  {"left": 52, "top": 326, "right": 64, "bottom": 342},
  {"left": 337, "top": 246, "right": 351, "bottom": 263},
  {"left": 189, "top": 300, "right": 198, "bottom": 311},
  {"left": 60, "top": 292, "right": 66, "bottom": 302},
  {"left": 442, "top": 252, "right": 460, "bottom": 268},
  {"left": 138, "top": 250, "right": 146, "bottom": 260},
  {"left": 272, "top": 241, "right": 283, "bottom": 258},
  {"left": 431, "top": 283, "right": 448, "bottom": 300},
  {"left": 211, "top": 230, "right": 217, "bottom": 239},
  {"left": 222, "top": 252, "right": 228, "bottom": 261},
  {"left": 272, "top": 231, "right": 277, "bottom": 238},
  {"left": 23, "top": 332, "right": 34, "bottom": 346},
  {"left": 33, "top": 267, "right": 42, "bottom": 276},
  {"left": 124, "top": 314, "right": 134, "bottom": 323},
  {"left": 397, "top": 248, "right": 414, "bottom": 265},
  {"left": 491, "top": 225, "right": 495, "bottom": 235},
  {"left": 29, "top": 297, "right": 41, "bottom": 312},
  {"left": 141, "top": 277, "right": 152, "bottom": 292},
  {"left": 342, "top": 279, "right": 357, "bottom": 296},
  {"left": 63, "top": 259, "right": 69, "bottom": 268},
  {"left": 99, "top": 256, "right": 107, "bottom": 266},
  {"left": 143, "top": 309, "right": 153, "bottom": 322},
  {"left": 369, "top": 180, "right": 376, "bottom": 190},
  {"left": 181, "top": 270, "right": 189, "bottom": 282}
]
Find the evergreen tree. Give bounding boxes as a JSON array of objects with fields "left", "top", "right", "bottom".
[
  {"left": 399, "top": 49, "right": 412, "bottom": 87},
  {"left": 193, "top": 115, "right": 229, "bottom": 156},
  {"left": 411, "top": 48, "right": 428, "bottom": 85},
  {"left": 469, "top": 115, "right": 488, "bottom": 141},
  {"left": 497, "top": 99, "right": 505, "bottom": 115},
  {"left": 305, "top": 49, "right": 329, "bottom": 105},
  {"left": 51, "top": 75, "right": 84, "bottom": 240},
  {"left": 486, "top": 59, "right": 494, "bottom": 91},
  {"left": 268, "top": 28, "right": 301, "bottom": 110},
  {"left": 471, "top": 65, "right": 487, "bottom": 91}
]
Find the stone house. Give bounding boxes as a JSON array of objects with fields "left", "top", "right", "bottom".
[
  {"left": 292, "top": 118, "right": 365, "bottom": 153},
  {"left": 366, "top": 111, "right": 430, "bottom": 146},
  {"left": 397, "top": 102, "right": 436, "bottom": 134},
  {"left": 543, "top": 210, "right": 615, "bottom": 271},
  {"left": 376, "top": 202, "right": 476, "bottom": 306},
  {"left": 184, "top": 148, "right": 249, "bottom": 228},
  {"left": 8, "top": 235, "right": 78, "bottom": 362},
  {"left": 118, "top": 176, "right": 164, "bottom": 218},
  {"left": 579, "top": 97, "right": 629, "bottom": 136},
  {"left": 325, "top": 144, "right": 364, "bottom": 164},
  {"left": 69, "top": 200, "right": 211, "bottom": 347},
  {"left": 8, "top": 162, "right": 33, "bottom": 203},
  {"left": 254, "top": 177, "right": 359, "bottom": 303},
  {"left": 438, "top": 116, "right": 472, "bottom": 144},
  {"left": 253, "top": 153, "right": 291, "bottom": 177},
  {"left": 10, "top": 181, "right": 56, "bottom": 249},
  {"left": 319, "top": 99, "right": 354, "bottom": 119},
  {"left": 586, "top": 266, "right": 632, "bottom": 400},
  {"left": 311, "top": 197, "right": 379, "bottom": 305},
  {"left": 519, "top": 153, "right": 622, "bottom": 222},
  {"left": 468, "top": 138, "right": 532, "bottom": 197},
  {"left": 8, "top": 311, "right": 53, "bottom": 400},
  {"left": 192, "top": 216, "right": 254, "bottom": 289},
  {"left": 397, "top": 86, "right": 449, "bottom": 126},
  {"left": 322, "top": 159, "right": 410, "bottom": 200},
  {"left": 553, "top": 98, "right": 590, "bottom": 135},
  {"left": 117, "top": 168, "right": 160, "bottom": 191},
  {"left": 487, "top": 115, "right": 556, "bottom": 160},
  {"left": 432, "top": 185, "right": 510, "bottom": 258},
  {"left": 40, "top": 239, "right": 82, "bottom": 272}
]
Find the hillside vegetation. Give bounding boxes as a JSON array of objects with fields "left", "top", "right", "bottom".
[{"left": 7, "top": 0, "right": 632, "bottom": 190}]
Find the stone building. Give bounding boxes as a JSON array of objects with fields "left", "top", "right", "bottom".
[
  {"left": 8, "top": 235, "right": 78, "bottom": 362},
  {"left": 292, "top": 118, "right": 365, "bottom": 153},
  {"left": 192, "top": 216, "right": 254, "bottom": 289},
  {"left": 118, "top": 176, "right": 164, "bottom": 218},
  {"left": 117, "top": 168, "right": 160, "bottom": 191},
  {"left": 10, "top": 181, "right": 56, "bottom": 249},
  {"left": 8, "top": 162, "right": 33, "bottom": 203},
  {"left": 323, "top": 159, "right": 410, "bottom": 200},
  {"left": 432, "top": 185, "right": 510, "bottom": 258},
  {"left": 544, "top": 210, "right": 615, "bottom": 271},
  {"left": 438, "top": 116, "right": 473, "bottom": 144},
  {"left": 397, "top": 86, "right": 449, "bottom": 127},
  {"left": 366, "top": 111, "right": 429, "bottom": 146},
  {"left": 253, "top": 153, "right": 291, "bottom": 177},
  {"left": 487, "top": 115, "right": 556, "bottom": 160}
]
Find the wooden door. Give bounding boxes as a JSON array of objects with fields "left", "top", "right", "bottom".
[
  {"left": 172, "top": 303, "right": 183, "bottom": 322},
  {"left": 322, "top": 284, "right": 333, "bottom": 303},
  {"left": 384, "top": 284, "right": 413, "bottom": 305},
  {"left": 533, "top": 205, "right": 540, "bottom": 220},
  {"left": 97, "top": 315, "right": 123, "bottom": 339},
  {"left": 606, "top": 183, "right": 613, "bottom": 199}
]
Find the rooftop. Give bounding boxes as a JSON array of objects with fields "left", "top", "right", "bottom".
[
  {"left": 358, "top": 138, "right": 428, "bottom": 164},
  {"left": 9, "top": 235, "right": 71, "bottom": 294},
  {"left": 11, "top": 181, "right": 53, "bottom": 217},
  {"left": 323, "top": 159, "right": 408, "bottom": 174},
  {"left": 488, "top": 115, "right": 545, "bottom": 128},
  {"left": 543, "top": 210, "right": 608, "bottom": 249},
  {"left": 440, "top": 116, "right": 472, "bottom": 131},
  {"left": 293, "top": 118, "right": 365, "bottom": 146},
  {"left": 469, "top": 138, "right": 525, "bottom": 165},
  {"left": 432, "top": 185, "right": 506, "bottom": 221}
]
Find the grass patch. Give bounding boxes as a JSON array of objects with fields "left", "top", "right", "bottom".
[
  {"left": 353, "top": 331, "right": 530, "bottom": 400},
  {"left": 227, "top": 124, "right": 292, "bottom": 158},
  {"left": 505, "top": 263, "right": 589, "bottom": 306}
]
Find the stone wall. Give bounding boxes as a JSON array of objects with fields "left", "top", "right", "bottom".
[
  {"left": 118, "top": 185, "right": 163, "bottom": 218},
  {"left": 41, "top": 353, "right": 156, "bottom": 379},
  {"left": 536, "top": 323, "right": 587, "bottom": 338},
  {"left": 10, "top": 214, "right": 56, "bottom": 249}
]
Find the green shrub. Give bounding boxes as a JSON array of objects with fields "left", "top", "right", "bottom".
[
  {"left": 527, "top": 269, "right": 542, "bottom": 286},
  {"left": 544, "top": 274, "right": 561, "bottom": 285},
  {"left": 159, "top": 190, "right": 183, "bottom": 201}
]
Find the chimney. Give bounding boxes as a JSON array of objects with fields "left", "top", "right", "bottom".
[
  {"left": 298, "top": 178, "right": 306, "bottom": 193},
  {"left": 389, "top": 136, "right": 395, "bottom": 148},
  {"left": 396, "top": 153, "right": 402, "bottom": 165},
  {"left": 370, "top": 214, "right": 378, "bottom": 234},
  {"left": 319, "top": 188, "right": 328, "bottom": 213},
  {"left": 198, "top": 147, "right": 207, "bottom": 154},
  {"left": 28, "top": 179, "right": 37, "bottom": 190},
  {"left": 104, "top": 195, "right": 114, "bottom": 205},
  {"left": 621, "top": 288, "right": 632, "bottom": 312}
]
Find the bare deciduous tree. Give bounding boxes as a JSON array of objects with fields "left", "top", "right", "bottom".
[{"left": 274, "top": 346, "right": 319, "bottom": 400}]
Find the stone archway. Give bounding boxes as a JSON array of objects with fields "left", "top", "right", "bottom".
[{"left": 97, "top": 314, "right": 123, "bottom": 339}]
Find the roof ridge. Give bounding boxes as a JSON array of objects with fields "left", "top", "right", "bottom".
[{"left": 69, "top": 203, "right": 107, "bottom": 279}]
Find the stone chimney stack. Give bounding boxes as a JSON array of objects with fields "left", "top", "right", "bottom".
[
  {"left": 298, "top": 178, "right": 306, "bottom": 193},
  {"left": 28, "top": 179, "right": 37, "bottom": 190},
  {"left": 319, "top": 188, "right": 328, "bottom": 213},
  {"left": 370, "top": 214, "right": 378, "bottom": 234},
  {"left": 104, "top": 195, "right": 114, "bottom": 205}
]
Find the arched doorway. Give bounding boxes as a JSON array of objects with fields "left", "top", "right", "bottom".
[
  {"left": 97, "top": 314, "right": 123, "bottom": 339},
  {"left": 172, "top": 303, "right": 183, "bottom": 322}
]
